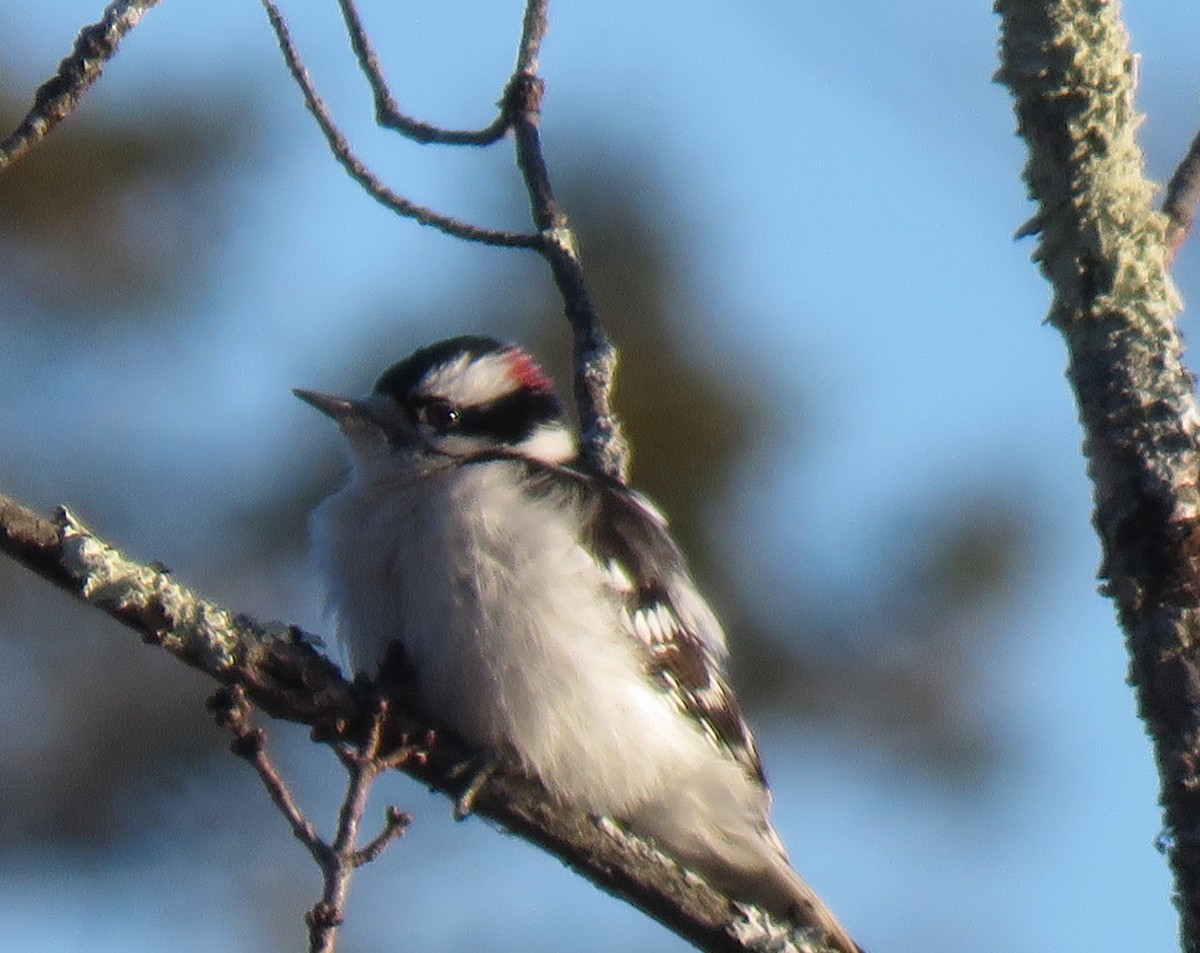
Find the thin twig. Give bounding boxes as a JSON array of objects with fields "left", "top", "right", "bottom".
[
  {"left": 210, "top": 686, "right": 325, "bottom": 855},
  {"left": 260, "top": 0, "right": 539, "bottom": 249},
  {"left": 336, "top": 0, "right": 508, "bottom": 145},
  {"left": 353, "top": 806, "right": 412, "bottom": 866},
  {"left": 1, "top": 489, "right": 846, "bottom": 953},
  {"left": 211, "top": 686, "right": 414, "bottom": 953},
  {"left": 266, "top": 0, "right": 628, "bottom": 478},
  {"left": 327, "top": 700, "right": 411, "bottom": 861},
  {"left": 0, "top": 0, "right": 163, "bottom": 172},
  {"left": 309, "top": 703, "right": 414, "bottom": 952},
  {"left": 504, "top": 65, "right": 629, "bottom": 482},
  {"left": 1163, "top": 127, "right": 1200, "bottom": 259},
  {"left": 515, "top": 0, "right": 551, "bottom": 75}
]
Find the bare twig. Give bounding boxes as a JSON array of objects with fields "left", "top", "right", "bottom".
[
  {"left": 211, "top": 686, "right": 414, "bottom": 953},
  {"left": 264, "top": 0, "right": 629, "bottom": 480},
  {"left": 504, "top": 67, "right": 629, "bottom": 481},
  {"left": 0, "top": 0, "right": 629, "bottom": 478},
  {"left": 515, "top": 0, "right": 551, "bottom": 74},
  {"left": 1163, "top": 127, "right": 1200, "bottom": 259},
  {"left": 335, "top": 0, "right": 508, "bottom": 145},
  {"left": 260, "top": 0, "right": 538, "bottom": 249},
  {"left": 997, "top": 1, "right": 1200, "bottom": 947},
  {"left": 0, "top": 489, "right": 848, "bottom": 953},
  {"left": 0, "top": 0, "right": 162, "bottom": 173},
  {"left": 316, "top": 700, "right": 415, "bottom": 951},
  {"left": 502, "top": 0, "right": 627, "bottom": 480},
  {"left": 211, "top": 685, "right": 325, "bottom": 850},
  {"left": 354, "top": 805, "right": 412, "bottom": 866}
]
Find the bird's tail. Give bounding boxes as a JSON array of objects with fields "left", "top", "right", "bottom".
[
  {"left": 747, "top": 854, "right": 862, "bottom": 953},
  {"left": 625, "top": 767, "right": 861, "bottom": 952},
  {"left": 630, "top": 798, "right": 861, "bottom": 953}
]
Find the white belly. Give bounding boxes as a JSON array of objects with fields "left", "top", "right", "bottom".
[{"left": 311, "top": 459, "right": 723, "bottom": 815}]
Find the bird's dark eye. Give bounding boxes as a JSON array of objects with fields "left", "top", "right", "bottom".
[{"left": 416, "top": 398, "right": 460, "bottom": 434}]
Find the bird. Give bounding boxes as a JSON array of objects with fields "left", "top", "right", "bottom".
[{"left": 296, "top": 335, "right": 858, "bottom": 952}]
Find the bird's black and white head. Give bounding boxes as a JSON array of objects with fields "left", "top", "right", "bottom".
[{"left": 295, "top": 336, "right": 577, "bottom": 474}]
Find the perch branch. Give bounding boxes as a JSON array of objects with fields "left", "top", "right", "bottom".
[
  {"left": 996, "top": 1, "right": 1200, "bottom": 949},
  {"left": 0, "top": 489, "right": 850, "bottom": 953},
  {"left": 0, "top": 0, "right": 162, "bottom": 172}
]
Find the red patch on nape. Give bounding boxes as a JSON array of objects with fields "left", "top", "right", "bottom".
[{"left": 504, "top": 348, "right": 556, "bottom": 395}]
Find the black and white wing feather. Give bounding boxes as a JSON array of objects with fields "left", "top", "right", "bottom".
[{"left": 523, "top": 460, "right": 766, "bottom": 785}]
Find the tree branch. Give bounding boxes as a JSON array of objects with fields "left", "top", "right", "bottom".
[
  {"left": 1163, "top": 127, "right": 1200, "bottom": 260},
  {"left": 260, "top": 0, "right": 539, "bottom": 249},
  {"left": 0, "top": 0, "right": 163, "bottom": 173},
  {"left": 506, "top": 0, "right": 628, "bottom": 481},
  {"left": 259, "top": 0, "right": 630, "bottom": 481},
  {"left": 996, "top": 2, "right": 1200, "bottom": 949},
  {"left": 335, "top": 0, "right": 509, "bottom": 145},
  {"left": 211, "top": 686, "right": 414, "bottom": 953},
  {"left": 0, "top": 490, "right": 845, "bottom": 953},
  {"left": 503, "top": 69, "right": 629, "bottom": 482}
]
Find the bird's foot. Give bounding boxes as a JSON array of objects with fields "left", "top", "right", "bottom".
[{"left": 450, "top": 755, "right": 499, "bottom": 820}]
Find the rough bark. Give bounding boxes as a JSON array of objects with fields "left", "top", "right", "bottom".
[{"left": 996, "top": 2, "right": 1200, "bottom": 949}]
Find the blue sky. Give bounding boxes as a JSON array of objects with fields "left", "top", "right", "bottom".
[{"left": 2, "top": 2, "right": 1199, "bottom": 952}]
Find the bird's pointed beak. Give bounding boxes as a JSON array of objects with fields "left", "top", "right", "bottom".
[{"left": 293, "top": 388, "right": 360, "bottom": 422}]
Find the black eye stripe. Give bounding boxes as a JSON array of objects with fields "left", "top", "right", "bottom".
[{"left": 455, "top": 390, "right": 561, "bottom": 443}]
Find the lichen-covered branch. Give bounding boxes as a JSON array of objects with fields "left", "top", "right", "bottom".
[
  {"left": 996, "top": 1, "right": 1200, "bottom": 949},
  {"left": 0, "top": 489, "right": 844, "bottom": 953},
  {"left": 0, "top": 493, "right": 357, "bottom": 725},
  {"left": 0, "top": 0, "right": 162, "bottom": 172}
]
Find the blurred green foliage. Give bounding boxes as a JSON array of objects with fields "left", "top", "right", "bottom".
[{"left": 0, "top": 91, "right": 253, "bottom": 315}]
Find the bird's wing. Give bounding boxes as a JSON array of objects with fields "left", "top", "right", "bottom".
[{"left": 519, "top": 459, "right": 767, "bottom": 784}]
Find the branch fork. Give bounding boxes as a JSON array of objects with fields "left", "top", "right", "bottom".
[
  {"left": 0, "top": 1, "right": 849, "bottom": 949},
  {"left": 210, "top": 684, "right": 415, "bottom": 953}
]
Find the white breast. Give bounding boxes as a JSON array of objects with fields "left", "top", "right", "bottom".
[{"left": 310, "top": 458, "right": 734, "bottom": 816}]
